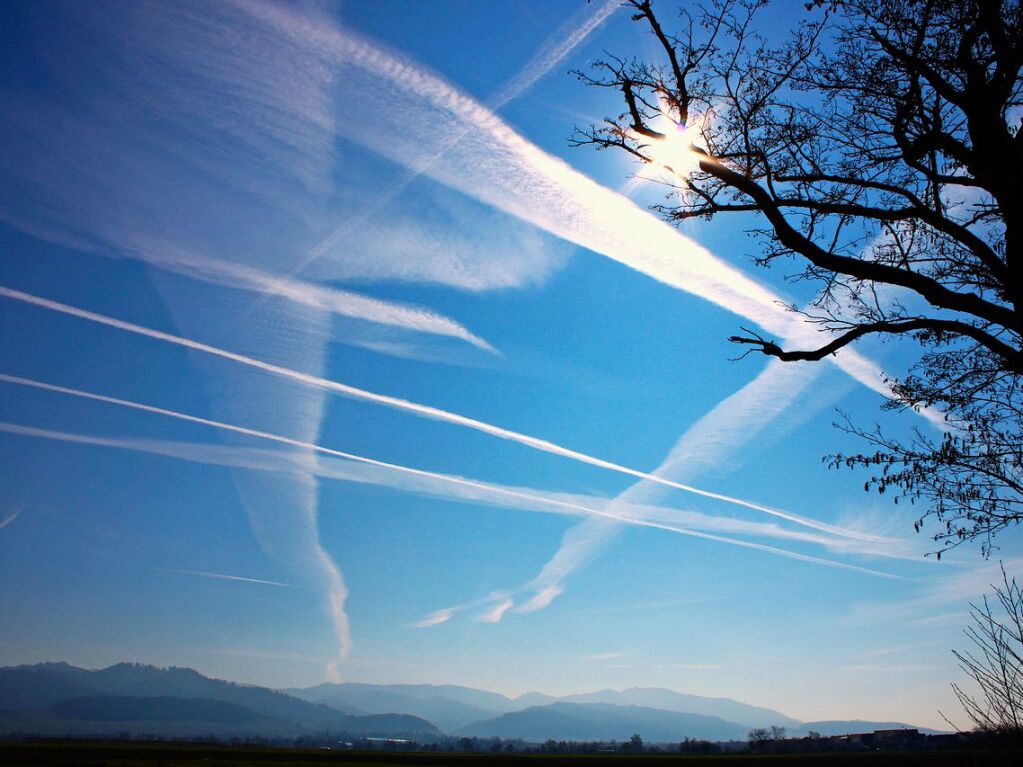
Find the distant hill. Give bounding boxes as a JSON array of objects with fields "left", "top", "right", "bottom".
[
  {"left": 0, "top": 663, "right": 439, "bottom": 740},
  {"left": 284, "top": 683, "right": 799, "bottom": 734},
  {"left": 557, "top": 688, "right": 800, "bottom": 729},
  {"left": 456, "top": 701, "right": 751, "bottom": 742},
  {"left": 512, "top": 691, "right": 558, "bottom": 708},
  {"left": 50, "top": 695, "right": 268, "bottom": 724},
  {"left": 306, "top": 682, "right": 516, "bottom": 713},
  {"left": 0, "top": 695, "right": 304, "bottom": 739},
  {"left": 0, "top": 664, "right": 99, "bottom": 711},
  {"left": 287, "top": 683, "right": 509, "bottom": 732}
]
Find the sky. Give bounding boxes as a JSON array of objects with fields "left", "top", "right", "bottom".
[{"left": 0, "top": 0, "right": 1018, "bottom": 731}]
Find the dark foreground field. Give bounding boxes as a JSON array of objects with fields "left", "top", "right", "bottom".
[{"left": 0, "top": 742, "right": 1020, "bottom": 767}]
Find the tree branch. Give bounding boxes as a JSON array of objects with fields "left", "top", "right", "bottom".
[
  {"left": 695, "top": 149, "right": 1021, "bottom": 333},
  {"left": 729, "top": 318, "right": 1023, "bottom": 370}
]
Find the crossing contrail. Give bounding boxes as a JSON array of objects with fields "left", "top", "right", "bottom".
[
  {"left": 0, "top": 285, "right": 888, "bottom": 543},
  {"left": 0, "top": 376, "right": 903, "bottom": 581}
]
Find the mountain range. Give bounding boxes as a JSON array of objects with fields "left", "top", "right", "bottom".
[
  {"left": 284, "top": 682, "right": 805, "bottom": 734},
  {"left": 0, "top": 663, "right": 437, "bottom": 739},
  {"left": 0, "top": 662, "right": 938, "bottom": 742}
]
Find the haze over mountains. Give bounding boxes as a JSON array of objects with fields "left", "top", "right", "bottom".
[
  {"left": 0, "top": 663, "right": 937, "bottom": 742},
  {"left": 284, "top": 682, "right": 803, "bottom": 733}
]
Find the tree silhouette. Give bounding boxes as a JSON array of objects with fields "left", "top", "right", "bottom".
[
  {"left": 748, "top": 727, "right": 770, "bottom": 742},
  {"left": 623, "top": 732, "right": 644, "bottom": 752},
  {"left": 948, "top": 563, "right": 1023, "bottom": 736},
  {"left": 576, "top": 0, "right": 1022, "bottom": 555}
]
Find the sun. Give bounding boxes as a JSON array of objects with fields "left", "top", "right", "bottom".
[{"left": 636, "top": 102, "right": 708, "bottom": 181}]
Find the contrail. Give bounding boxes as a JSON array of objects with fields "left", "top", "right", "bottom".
[
  {"left": 0, "top": 382, "right": 902, "bottom": 580},
  {"left": 420, "top": 357, "right": 844, "bottom": 624},
  {"left": 156, "top": 567, "right": 299, "bottom": 588},
  {"left": 132, "top": 243, "right": 495, "bottom": 352},
  {"left": 0, "top": 508, "right": 22, "bottom": 530},
  {"left": 298, "top": 0, "right": 619, "bottom": 278},
  {"left": 253, "top": 6, "right": 944, "bottom": 429},
  {"left": 0, "top": 413, "right": 915, "bottom": 557},
  {"left": 0, "top": 417, "right": 902, "bottom": 581},
  {"left": 0, "top": 285, "right": 885, "bottom": 543},
  {"left": 510, "top": 360, "right": 829, "bottom": 614},
  {"left": 486, "top": 0, "right": 619, "bottom": 107}
]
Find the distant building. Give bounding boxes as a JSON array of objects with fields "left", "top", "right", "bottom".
[{"left": 874, "top": 729, "right": 920, "bottom": 739}]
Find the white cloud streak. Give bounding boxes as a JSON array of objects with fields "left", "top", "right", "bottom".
[
  {"left": 216, "top": 2, "right": 948, "bottom": 624},
  {"left": 0, "top": 378, "right": 905, "bottom": 582},
  {"left": 477, "top": 598, "right": 516, "bottom": 624},
  {"left": 156, "top": 567, "right": 299, "bottom": 588},
  {"left": 839, "top": 557, "right": 1023, "bottom": 628},
  {"left": 0, "top": 415, "right": 900, "bottom": 576},
  {"left": 131, "top": 242, "right": 495, "bottom": 352},
  {"left": 436, "top": 344, "right": 925, "bottom": 624},
  {"left": 147, "top": 442, "right": 908, "bottom": 553},
  {"left": 231, "top": 1, "right": 940, "bottom": 427},
  {"left": 487, "top": 0, "right": 619, "bottom": 107},
  {"left": 0, "top": 0, "right": 596, "bottom": 680},
  {"left": 508, "top": 361, "right": 831, "bottom": 610},
  {"left": 0, "top": 0, "right": 543, "bottom": 359},
  {"left": 0, "top": 286, "right": 882, "bottom": 544},
  {"left": 0, "top": 0, "right": 944, "bottom": 660},
  {"left": 429, "top": 358, "right": 828, "bottom": 622},
  {"left": 0, "top": 507, "right": 23, "bottom": 530},
  {"left": 582, "top": 652, "right": 626, "bottom": 662},
  {"left": 253, "top": 3, "right": 787, "bottom": 325},
  {"left": 412, "top": 608, "right": 458, "bottom": 629},
  {"left": 300, "top": 0, "right": 618, "bottom": 278}
]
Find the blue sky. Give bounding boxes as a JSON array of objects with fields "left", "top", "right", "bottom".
[{"left": 0, "top": 0, "right": 1017, "bottom": 731}]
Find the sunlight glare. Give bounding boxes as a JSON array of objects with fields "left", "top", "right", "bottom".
[{"left": 637, "top": 104, "right": 707, "bottom": 181}]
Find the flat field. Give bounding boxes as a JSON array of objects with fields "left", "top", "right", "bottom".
[{"left": 0, "top": 742, "right": 1019, "bottom": 767}]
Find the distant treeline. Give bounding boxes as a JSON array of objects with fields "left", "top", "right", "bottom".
[
  {"left": 3, "top": 738, "right": 1023, "bottom": 767},
  {"left": 4, "top": 728, "right": 1020, "bottom": 755}
]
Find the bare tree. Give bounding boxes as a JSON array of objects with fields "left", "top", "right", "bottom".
[
  {"left": 747, "top": 727, "right": 771, "bottom": 743},
  {"left": 575, "top": 0, "right": 1022, "bottom": 555},
  {"left": 948, "top": 564, "right": 1023, "bottom": 736}
]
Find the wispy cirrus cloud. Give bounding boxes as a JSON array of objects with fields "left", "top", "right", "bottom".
[
  {"left": 225, "top": 4, "right": 941, "bottom": 625},
  {"left": 840, "top": 664, "right": 941, "bottom": 674},
  {"left": 478, "top": 598, "right": 516, "bottom": 624},
  {"left": 0, "top": 0, "right": 946, "bottom": 682},
  {"left": 0, "top": 0, "right": 476, "bottom": 683},
  {"left": 0, "top": 0, "right": 568, "bottom": 302},
  {"left": 838, "top": 556, "right": 1023, "bottom": 628},
  {"left": 582, "top": 652, "right": 626, "bottom": 662},
  {"left": 300, "top": 0, "right": 619, "bottom": 281},
  {"left": 412, "top": 608, "right": 459, "bottom": 629},
  {"left": 128, "top": 241, "right": 495, "bottom": 352}
]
